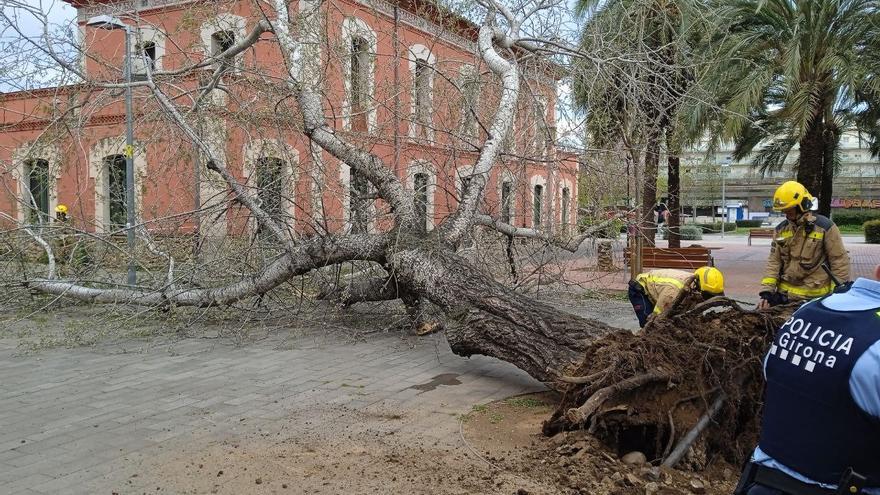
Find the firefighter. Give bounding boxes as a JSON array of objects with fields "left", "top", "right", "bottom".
[
  {"left": 735, "top": 271, "right": 880, "bottom": 495},
  {"left": 628, "top": 266, "right": 724, "bottom": 327},
  {"left": 54, "top": 204, "right": 68, "bottom": 222},
  {"left": 758, "top": 181, "right": 850, "bottom": 309}
]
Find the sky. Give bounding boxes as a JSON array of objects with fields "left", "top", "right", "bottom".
[{"left": 1, "top": 0, "right": 78, "bottom": 91}]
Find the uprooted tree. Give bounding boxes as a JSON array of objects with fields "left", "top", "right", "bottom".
[{"left": 1, "top": 0, "right": 781, "bottom": 466}]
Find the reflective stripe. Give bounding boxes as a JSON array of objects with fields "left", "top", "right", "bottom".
[
  {"left": 761, "top": 277, "right": 778, "bottom": 286},
  {"left": 776, "top": 231, "right": 793, "bottom": 240},
  {"left": 779, "top": 281, "right": 834, "bottom": 297},
  {"left": 652, "top": 305, "right": 663, "bottom": 314},
  {"left": 807, "top": 231, "right": 824, "bottom": 240}
]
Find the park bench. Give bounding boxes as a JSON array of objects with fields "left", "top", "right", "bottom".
[
  {"left": 625, "top": 246, "right": 715, "bottom": 270},
  {"left": 748, "top": 228, "right": 775, "bottom": 246}
]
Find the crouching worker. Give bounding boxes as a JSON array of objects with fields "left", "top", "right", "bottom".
[
  {"left": 734, "top": 270, "right": 880, "bottom": 495},
  {"left": 628, "top": 266, "right": 724, "bottom": 327}
]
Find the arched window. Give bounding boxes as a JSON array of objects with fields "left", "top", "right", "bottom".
[
  {"left": 500, "top": 180, "right": 513, "bottom": 224},
  {"left": 459, "top": 65, "right": 481, "bottom": 140},
  {"left": 138, "top": 41, "right": 156, "bottom": 71},
  {"left": 413, "top": 172, "right": 429, "bottom": 233},
  {"left": 561, "top": 187, "right": 571, "bottom": 229},
  {"left": 350, "top": 168, "right": 370, "bottom": 234},
  {"left": 103, "top": 154, "right": 128, "bottom": 228},
  {"left": 23, "top": 158, "right": 50, "bottom": 222},
  {"left": 342, "top": 17, "right": 376, "bottom": 132},
  {"left": 211, "top": 30, "right": 235, "bottom": 68},
  {"left": 350, "top": 36, "right": 370, "bottom": 131},
  {"left": 255, "top": 157, "right": 286, "bottom": 222},
  {"left": 408, "top": 45, "right": 435, "bottom": 140},
  {"left": 533, "top": 184, "right": 543, "bottom": 228}
]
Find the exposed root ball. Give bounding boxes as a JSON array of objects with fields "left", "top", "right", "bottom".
[{"left": 545, "top": 296, "right": 796, "bottom": 466}]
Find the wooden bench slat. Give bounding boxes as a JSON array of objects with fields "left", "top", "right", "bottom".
[{"left": 748, "top": 228, "right": 775, "bottom": 245}]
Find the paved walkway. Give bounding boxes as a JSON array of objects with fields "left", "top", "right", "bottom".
[
  {"left": 564, "top": 234, "right": 880, "bottom": 300},
  {"left": 0, "top": 325, "right": 548, "bottom": 494}
]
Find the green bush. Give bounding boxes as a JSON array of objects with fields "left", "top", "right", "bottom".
[
  {"left": 833, "top": 210, "right": 880, "bottom": 226},
  {"left": 581, "top": 218, "right": 624, "bottom": 239},
  {"left": 663, "top": 225, "right": 703, "bottom": 240},
  {"left": 865, "top": 220, "right": 880, "bottom": 244},
  {"left": 736, "top": 219, "right": 764, "bottom": 228},
  {"left": 695, "top": 222, "right": 737, "bottom": 233}
]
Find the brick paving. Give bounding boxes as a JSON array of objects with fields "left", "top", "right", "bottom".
[{"left": 0, "top": 329, "right": 549, "bottom": 494}]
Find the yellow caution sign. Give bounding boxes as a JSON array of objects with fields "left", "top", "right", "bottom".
[{"left": 123, "top": 144, "right": 134, "bottom": 158}]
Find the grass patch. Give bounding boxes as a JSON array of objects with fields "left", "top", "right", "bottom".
[
  {"left": 488, "top": 412, "right": 504, "bottom": 424},
  {"left": 504, "top": 396, "right": 547, "bottom": 408}
]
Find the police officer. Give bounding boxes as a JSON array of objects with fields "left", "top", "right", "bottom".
[
  {"left": 735, "top": 270, "right": 880, "bottom": 494},
  {"left": 628, "top": 266, "right": 724, "bottom": 327},
  {"left": 758, "top": 181, "right": 850, "bottom": 308}
]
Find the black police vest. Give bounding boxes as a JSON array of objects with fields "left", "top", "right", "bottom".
[{"left": 759, "top": 300, "right": 880, "bottom": 486}]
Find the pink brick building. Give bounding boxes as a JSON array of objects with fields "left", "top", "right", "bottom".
[{"left": 1, "top": 0, "right": 578, "bottom": 239}]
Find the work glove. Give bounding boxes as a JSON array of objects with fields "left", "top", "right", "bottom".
[{"left": 759, "top": 291, "right": 788, "bottom": 307}]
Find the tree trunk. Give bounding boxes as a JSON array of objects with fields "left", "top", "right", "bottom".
[
  {"left": 388, "top": 244, "right": 619, "bottom": 385},
  {"left": 819, "top": 116, "right": 837, "bottom": 217},
  {"left": 666, "top": 133, "right": 681, "bottom": 249},
  {"left": 797, "top": 115, "right": 825, "bottom": 207},
  {"left": 642, "top": 130, "right": 660, "bottom": 247}
]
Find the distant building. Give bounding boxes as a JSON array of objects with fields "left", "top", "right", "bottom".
[{"left": 671, "top": 131, "right": 880, "bottom": 221}]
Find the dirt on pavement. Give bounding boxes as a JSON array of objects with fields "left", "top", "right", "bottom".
[{"left": 119, "top": 393, "right": 737, "bottom": 494}]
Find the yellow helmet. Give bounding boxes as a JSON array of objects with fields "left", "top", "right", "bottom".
[
  {"left": 55, "top": 204, "right": 68, "bottom": 214},
  {"left": 694, "top": 266, "right": 724, "bottom": 295},
  {"left": 772, "top": 181, "right": 813, "bottom": 212}
]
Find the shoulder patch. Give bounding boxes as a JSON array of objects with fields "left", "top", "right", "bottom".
[
  {"left": 813, "top": 214, "right": 833, "bottom": 230},
  {"left": 775, "top": 219, "right": 789, "bottom": 231}
]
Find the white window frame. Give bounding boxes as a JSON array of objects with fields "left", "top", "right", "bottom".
[
  {"left": 243, "top": 139, "right": 299, "bottom": 231},
  {"left": 558, "top": 178, "right": 574, "bottom": 231},
  {"left": 530, "top": 174, "right": 547, "bottom": 229},
  {"left": 132, "top": 26, "right": 165, "bottom": 74},
  {"left": 200, "top": 13, "right": 247, "bottom": 72},
  {"left": 341, "top": 17, "right": 377, "bottom": 133},
  {"left": 407, "top": 44, "right": 436, "bottom": 140},
  {"left": 338, "top": 162, "right": 376, "bottom": 234},
  {"left": 407, "top": 160, "right": 436, "bottom": 232},
  {"left": 13, "top": 143, "right": 60, "bottom": 224},
  {"left": 458, "top": 64, "right": 481, "bottom": 140},
  {"left": 89, "top": 136, "right": 147, "bottom": 233},
  {"left": 497, "top": 170, "right": 516, "bottom": 224}
]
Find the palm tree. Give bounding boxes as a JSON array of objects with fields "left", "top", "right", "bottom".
[{"left": 701, "top": 0, "right": 880, "bottom": 216}]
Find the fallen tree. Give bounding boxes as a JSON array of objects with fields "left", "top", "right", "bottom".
[{"left": 2, "top": 0, "right": 780, "bottom": 468}]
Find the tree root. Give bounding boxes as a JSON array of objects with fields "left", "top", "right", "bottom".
[{"left": 547, "top": 296, "right": 798, "bottom": 465}]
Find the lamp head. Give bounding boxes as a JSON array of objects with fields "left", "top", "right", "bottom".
[{"left": 86, "top": 15, "right": 127, "bottom": 31}]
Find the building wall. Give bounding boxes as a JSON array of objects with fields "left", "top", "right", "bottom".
[{"left": 0, "top": 0, "right": 577, "bottom": 234}]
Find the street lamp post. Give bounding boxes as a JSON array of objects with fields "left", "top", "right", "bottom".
[
  {"left": 720, "top": 157, "right": 731, "bottom": 239},
  {"left": 86, "top": 15, "right": 137, "bottom": 285}
]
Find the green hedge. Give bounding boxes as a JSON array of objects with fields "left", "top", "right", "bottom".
[
  {"left": 833, "top": 211, "right": 880, "bottom": 226},
  {"left": 663, "top": 225, "right": 703, "bottom": 240},
  {"left": 736, "top": 219, "right": 764, "bottom": 228},
  {"left": 865, "top": 220, "right": 880, "bottom": 243},
  {"left": 695, "top": 222, "right": 738, "bottom": 233}
]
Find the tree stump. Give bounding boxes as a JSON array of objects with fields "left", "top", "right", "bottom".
[{"left": 597, "top": 240, "right": 615, "bottom": 271}]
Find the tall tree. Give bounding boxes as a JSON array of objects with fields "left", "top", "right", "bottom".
[
  {"left": 573, "top": 0, "right": 704, "bottom": 248},
  {"left": 700, "top": 0, "right": 880, "bottom": 216}
]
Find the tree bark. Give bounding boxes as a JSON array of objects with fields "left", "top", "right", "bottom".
[
  {"left": 642, "top": 129, "right": 660, "bottom": 247},
  {"left": 797, "top": 115, "right": 825, "bottom": 209},
  {"left": 387, "top": 244, "right": 618, "bottom": 384},
  {"left": 666, "top": 131, "right": 681, "bottom": 249},
  {"left": 819, "top": 115, "right": 837, "bottom": 217}
]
